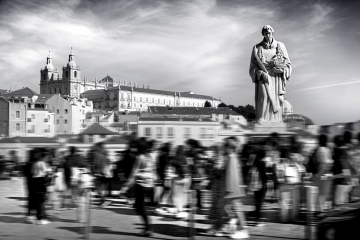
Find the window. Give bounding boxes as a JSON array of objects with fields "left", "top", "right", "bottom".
[
  {"left": 74, "top": 71, "right": 77, "bottom": 78},
  {"left": 167, "top": 127, "right": 174, "bottom": 138},
  {"left": 184, "top": 127, "right": 191, "bottom": 138},
  {"left": 145, "top": 127, "right": 151, "bottom": 137},
  {"left": 156, "top": 127, "right": 162, "bottom": 138},
  {"left": 152, "top": 98, "right": 154, "bottom": 102},
  {"left": 16, "top": 123, "right": 20, "bottom": 131},
  {"left": 65, "top": 109, "right": 68, "bottom": 114},
  {"left": 31, "top": 114, "right": 35, "bottom": 119},
  {"left": 82, "top": 110, "right": 84, "bottom": 115},
  {"left": 66, "top": 71, "right": 69, "bottom": 78},
  {"left": 57, "top": 109, "right": 59, "bottom": 114},
  {"left": 95, "top": 116, "right": 100, "bottom": 122},
  {"left": 200, "top": 128, "right": 206, "bottom": 138},
  {"left": 64, "top": 120, "right": 68, "bottom": 124},
  {"left": 89, "top": 135, "right": 94, "bottom": 143},
  {"left": 146, "top": 98, "right": 148, "bottom": 102},
  {"left": 56, "top": 120, "right": 59, "bottom": 124},
  {"left": 140, "top": 97, "right": 142, "bottom": 102},
  {"left": 208, "top": 128, "right": 214, "bottom": 138},
  {"left": 31, "top": 125, "right": 35, "bottom": 133},
  {"left": 48, "top": 115, "right": 50, "bottom": 120},
  {"left": 47, "top": 125, "right": 50, "bottom": 132},
  {"left": 16, "top": 111, "right": 20, "bottom": 119}
]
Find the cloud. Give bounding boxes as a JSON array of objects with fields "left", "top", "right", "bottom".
[{"left": 291, "top": 78, "right": 360, "bottom": 93}]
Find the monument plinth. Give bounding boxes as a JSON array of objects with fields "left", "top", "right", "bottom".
[{"left": 254, "top": 122, "right": 287, "bottom": 132}]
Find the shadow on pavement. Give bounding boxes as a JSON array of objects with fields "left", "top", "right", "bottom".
[
  {"left": 152, "top": 223, "right": 199, "bottom": 238},
  {"left": 58, "top": 226, "right": 169, "bottom": 240},
  {"left": 102, "top": 207, "right": 138, "bottom": 216},
  {"left": 0, "top": 215, "right": 27, "bottom": 224},
  {"left": 7, "top": 197, "right": 27, "bottom": 201},
  {"left": 0, "top": 211, "right": 26, "bottom": 216}
]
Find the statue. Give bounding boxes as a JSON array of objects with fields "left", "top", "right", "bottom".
[{"left": 249, "top": 25, "right": 292, "bottom": 124}]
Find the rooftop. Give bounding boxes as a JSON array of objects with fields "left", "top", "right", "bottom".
[
  {"left": 148, "top": 106, "right": 239, "bottom": 115},
  {"left": 81, "top": 85, "right": 220, "bottom": 101},
  {"left": 138, "top": 117, "right": 215, "bottom": 122},
  {"left": 2, "top": 87, "right": 38, "bottom": 97},
  {"left": 79, "top": 123, "right": 119, "bottom": 135},
  {"left": 0, "top": 137, "right": 58, "bottom": 144}
]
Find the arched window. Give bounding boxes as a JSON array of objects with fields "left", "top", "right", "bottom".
[
  {"left": 43, "top": 73, "right": 46, "bottom": 80},
  {"left": 66, "top": 71, "right": 69, "bottom": 78},
  {"left": 74, "top": 71, "right": 77, "bottom": 78}
]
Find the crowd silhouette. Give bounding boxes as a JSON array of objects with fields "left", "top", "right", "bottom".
[{"left": 1, "top": 131, "right": 360, "bottom": 239}]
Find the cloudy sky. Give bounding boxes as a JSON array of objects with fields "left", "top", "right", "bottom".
[{"left": 1, "top": 0, "right": 359, "bottom": 125}]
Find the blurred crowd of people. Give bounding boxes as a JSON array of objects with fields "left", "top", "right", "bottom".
[{"left": 2, "top": 130, "right": 360, "bottom": 239}]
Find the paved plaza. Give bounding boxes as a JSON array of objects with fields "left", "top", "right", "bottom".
[{"left": 0, "top": 179, "right": 307, "bottom": 240}]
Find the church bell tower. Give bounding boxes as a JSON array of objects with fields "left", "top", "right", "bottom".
[{"left": 62, "top": 48, "right": 81, "bottom": 96}]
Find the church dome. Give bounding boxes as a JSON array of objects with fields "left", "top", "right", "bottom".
[{"left": 283, "top": 99, "right": 293, "bottom": 115}]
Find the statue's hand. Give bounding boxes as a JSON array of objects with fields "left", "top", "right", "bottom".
[
  {"left": 273, "top": 67, "right": 284, "bottom": 73},
  {"left": 261, "top": 72, "right": 270, "bottom": 84}
]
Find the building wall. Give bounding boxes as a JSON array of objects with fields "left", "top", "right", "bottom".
[
  {"left": 82, "top": 88, "right": 221, "bottom": 112},
  {"left": 0, "top": 98, "right": 9, "bottom": 137},
  {"left": 9, "top": 101, "right": 27, "bottom": 137},
  {"left": 26, "top": 109, "right": 55, "bottom": 137},
  {"left": 137, "top": 120, "right": 220, "bottom": 146},
  {"left": 45, "top": 94, "right": 93, "bottom": 134}
]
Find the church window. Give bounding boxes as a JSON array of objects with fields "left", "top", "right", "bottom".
[
  {"left": 43, "top": 73, "right": 46, "bottom": 80},
  {"left": 74, "top": 71, "right": 77, "bottom": 78},
  {"left": 66, "top": 71, "right": 69, "bottom": 78}
]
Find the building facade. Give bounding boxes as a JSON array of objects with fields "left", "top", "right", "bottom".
[
  {"left": 45, "top": 94, "right": 93, "bottom": 135},
  {"left": 39, "top": 49, "right": 110, "bottom": 97},
  {"left": 81, "top": 87, "right": 221, "bottom": 112},
  {"left": 137, "top": 117, "right": 220, "bottom": 146}
]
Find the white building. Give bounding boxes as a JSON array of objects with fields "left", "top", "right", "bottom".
[
  {"left": 137, "top": 117, "right": 221, "bottom": 146},
  {"left": 44, "top": 94, "right": 93, "bottom": 135}
]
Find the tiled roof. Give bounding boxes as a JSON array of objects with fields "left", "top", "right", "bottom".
[
  {"left": 79, "top": 123, "right": 119, "bottom": 135},
  {"left": 3, "top": 87, "right": 38, "bottom": 97},
  {"left": 139, "top": 117, "right": 214, "bottom": 122},
  {"left": 0, "top": 137, "right": 58, "bottom": 144},
  {"left": 34, "top": 94, "right": 55, "bottom": 103},
  {"left": 103, "top": 136, "right": 128, "bottom": 145},
  {"left": 148, "top": 106, "right": 239, "bottom": 115},
  {"left": 82, "top": 86, "right": 220, "bottom": 101}
]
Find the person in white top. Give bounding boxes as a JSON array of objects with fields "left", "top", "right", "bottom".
[
  {"left": 31, "top": 148, "right": 51, "bottom": 225},
  {"left": 315, "top": 134, "right": 334, "bottom": 215}
]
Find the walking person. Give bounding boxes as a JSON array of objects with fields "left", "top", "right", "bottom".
[
  {"left": 24, "top": 148, "right": 38, "bottom": 223},
  {"left": 314, "top": 134, "right": 334, "bottom": 216},
  {"left": 223, "top": 137, "right": 249, "bottom": 239},
  {"left": 31, "top": 148, "right": 51, "bottom": 225},
  {"left": 248, "top": 145, "right": 268, "bottom": 227},
  {"left": 121, "top": 138, "right": 157, "bottom": 236},
  {"left": 171, "top": 145, "right": 190, "bottom": 219}
]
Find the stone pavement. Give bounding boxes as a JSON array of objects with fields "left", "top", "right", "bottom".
[{"left": 0, "top": 179, "right": 307, "bottom": 240}]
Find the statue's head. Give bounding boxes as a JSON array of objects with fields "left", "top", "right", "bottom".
[{"left": 262, "top": 25, "right": 274, "bottom": 42}]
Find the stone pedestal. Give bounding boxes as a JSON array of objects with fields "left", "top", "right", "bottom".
[{"left": 254, "top": 122, "right": 287, "bottom": 133}]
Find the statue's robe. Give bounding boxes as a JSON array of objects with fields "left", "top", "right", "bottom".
[{"left": 249, "top": 39, "right": 292, "bottom": 124}]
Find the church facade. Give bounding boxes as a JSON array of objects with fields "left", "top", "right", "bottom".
[{"left": 39, "top": 49, "right": 221, "bottom": 112}]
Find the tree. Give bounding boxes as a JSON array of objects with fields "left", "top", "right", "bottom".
[
  {"left": 204, "top": 101, "right": 212, "bottom": 107},
  {"left": 218, "top": 102, "right": 227, "bottom": 107}
]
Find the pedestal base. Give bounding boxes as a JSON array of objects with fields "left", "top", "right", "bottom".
[{"left": 254, "top": 122, "right": 287, "bottom": 132}]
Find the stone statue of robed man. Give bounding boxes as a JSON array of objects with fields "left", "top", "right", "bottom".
[{"left": 249, "top": 25, "right": 292, "bottom": 124}]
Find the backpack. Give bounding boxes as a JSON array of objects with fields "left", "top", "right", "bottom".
[
  {"left": 248, "top": 166, "right": 262, "bottom": 191},
  {"left": 307, "top": 147, "right": 319, "bottom": 175}
]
